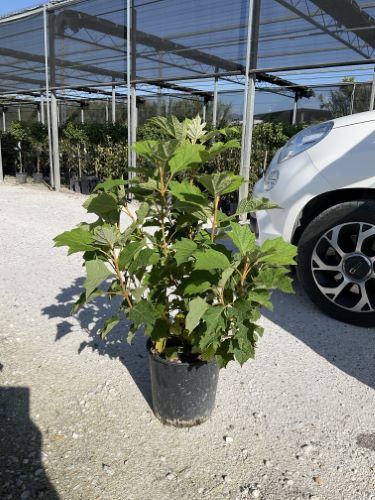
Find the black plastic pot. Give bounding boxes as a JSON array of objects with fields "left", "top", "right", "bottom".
[
  {"left": 16, "top": 172, "right": 27, "bottom": 184},
  {"left": 148, "top": 342, "right": 219, "bottom": 427},
  {"left": 33, "top": 172, "right": 44, "bottom": 183}
]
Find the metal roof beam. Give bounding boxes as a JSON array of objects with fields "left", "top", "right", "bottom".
[
  {"left": 311, "top": 0, "right": 375, "bottom": 48},
  {"left": 276, "top": 0, "right": 375, "bottom": 59},
  {"left": 55, "top": 9, "right": 313, "bottom": 97}
]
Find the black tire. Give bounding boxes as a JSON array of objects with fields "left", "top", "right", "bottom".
[{"left": 297, "top": 200, "right": 375, "bottom": 327}]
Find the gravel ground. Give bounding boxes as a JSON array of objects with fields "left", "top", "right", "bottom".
[{"left": 1, "top": 182, "right": 375, "bottom": 500}]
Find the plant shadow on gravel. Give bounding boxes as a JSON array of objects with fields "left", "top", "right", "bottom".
[
  {"left": 263, "top": 278, "right": 375, "bottom": 390},
  {"left": 0, "top": 387, "right": 59, "bottom": 499},
  {"left": 42, "top": 278, "right": 152, "bottom": 408}
]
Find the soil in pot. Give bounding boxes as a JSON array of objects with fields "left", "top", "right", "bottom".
[
  {"left": 148, "top": 342, "right": 219, "bottom": 427},
  {"left": 16, "top": 173, "right": 27, "bottom": 184}
]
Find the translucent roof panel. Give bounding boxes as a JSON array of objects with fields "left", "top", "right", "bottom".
[
  {"left": 0, "top": 12, "right": 45, "bottom": 94},
  {"left": 257, "top": 0, "right": 375, "bottom": 71},
  {"left": 1, "top": 0, "right": 375, "bottom": 96},
  {"left": 133, "top": 0, "right": 249, "bottom": 82},
  {"left": 52, "top": 0, "right": 127, "bottom": 89}
]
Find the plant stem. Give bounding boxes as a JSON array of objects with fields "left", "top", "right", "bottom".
[
  {"left": 158, "top": 164, "right": 169, "bottom": 255},
  {"left": 211, "top": 195, "right": 220, "bottom": 242},
  {"left": 111, "top": 251, "right": 133, "bottom": 309},
  {"left": 122, "top": 204, "right": 135, "bottom": 222}
]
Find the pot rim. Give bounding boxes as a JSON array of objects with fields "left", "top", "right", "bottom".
[{"left": 146, "top": 338, "right": 217, "bottom": 368}]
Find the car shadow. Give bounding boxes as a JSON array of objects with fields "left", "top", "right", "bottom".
[
  {"left": 0, "top": 386, "right": 59, "bottom": 499},
  {"left": 263, "top": 278, "right": 375, "bottom": 390},
  {"left": 42, "top": 278, "right": 152, "bottom": 408}
]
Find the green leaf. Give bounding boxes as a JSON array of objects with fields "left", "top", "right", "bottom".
[
  {"left": 206, "top": 139, "right": 240, "bottom": 160},
  {"left": 186, "top": 115, "right": 206, "bottom": 143},
  {"left": 203, "top": 305, "right": 225, "bottom": 334},
  {"left": 173, "top": 238, "right": 197, "bottom": 266},
  {"left": 92, "top": 224, "right": 119, "bottom": 248},
  {"left": 53, "top": 227, "right": 95, "bottom": 255},
  {"left": 217, "top": 267, "right": 235, "bottom": 289},
  {"left": 118, "top": 240, "right": 144, "bottom": 269},
  {"left": 228, "top": 222, "right": 256, "bottom": 255},
  {"left": 133, "top": 139, "right": 178, "bottom": 164},
  {"left": 259, "top": 237, "right": 297, "bottom": 265},
  {"left": 147, "top": 115, "right": 188, "bottom": 141},
  {"left": 198, "top": 173, "right": 243, "bottom": 197},
  {"left": 253, "top": 267, "right": 294, "bottom": 293},
  {"left": 83, "top": 192, "right": 120, "bottom": 224},
  {"left": 169, "top": 180, "right": 205, "bottom": 201},
  {"left": 186, "top": 297, "right": 209, "bottom": 332},
  {"left": 84, "top": 260, "right": 112, "bottom": 298},
  {"left": 128, "top": 300, "right": 156, "bottom": 329},
  {"left": 128, "top": 248, "right": 157, "bottom": 273},
  {"left": 136, "top": 202, "right": 150, "bottom": 224},
  {"left": 249, "top": 289, "right": 273, "bottom": 310},
  {"left": 181, "top": 271, "right": 215, "bottom": 295},
  {"left": 100, "top": 315, "right": 120, "bottom": 339},
  {"left": 194, "top": 249, "right": 231, "bottom": 270},
  {"left": 138, "top": 178, "right": 158, "bottom": 191},
  {"left": 169, "top": 141, "right": 205, "bottom": 174},
  {"left": 235, "top": 197, "right": 279, "bottom": 215},
  {"left": 71, "top": 289, "right": 104, "bottom": 314},
  {"left": 93, "top": 178, "right": 128, "bottom": 193}
]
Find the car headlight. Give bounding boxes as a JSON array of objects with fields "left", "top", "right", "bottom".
[
  {"left": 264, "top": 169, "right": 279, "bottom": 191},
  {"left": 278, "top": 121, "right": 333, "bottom": 163}
]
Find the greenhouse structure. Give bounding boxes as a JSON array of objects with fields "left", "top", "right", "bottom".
[{"left": 1, "top": 0, "right": 375, "bottom": 201}]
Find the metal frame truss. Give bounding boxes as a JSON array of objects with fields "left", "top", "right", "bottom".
[{"left": 276, "top": 0, "right": 375, "bottom": 59}]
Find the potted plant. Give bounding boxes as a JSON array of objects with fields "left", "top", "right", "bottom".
[
  {"left": 54, "top": 116, "right": 296, "bottom": 427},
  {"left": 29, "top": 122, "right": 47, "bottom": 183},
  {"left": 9, "top": 120, "right": 29, "bottom": 184}
]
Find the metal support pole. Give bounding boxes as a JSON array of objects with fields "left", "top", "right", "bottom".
[
  {"left": 2, "top": 108, "right": 6, "bottom": 131},
  {"left": 202, "top": 98, "right": 207, "bottom": 122},
  {"left": 212, "top": 73, "right": 218, "bottom": 128},
  {"left": 239, "top": 0, "right": 260, "bottom": 206},
  {"left": 40, "top": 93, "right": 45, "bottom": 125},
  {"left": 37, "top": 104, "right": 41, "bottom": 123},
  {"left": 0, "top": 137, "right": 3, "bottom": 183},
  {"left": 81, "top": 104, "right": 85, "bottom": 124},
  {"left": 112, "top": 84, "right": 116, "bottom": 123},
  {"left": 17, "top": 106, "right": 21, "bottom": 122},
  {"left": 369, "top": 67, "right": 375, "bottom": 111},
  {"left": 44, "top": 5, "right": 54, "bottom": 188},
  {"left": 350, "top": 84, "right": 356, "bottom": 114},
  {"left": 127, "top": 0, "right": 137, "bottom": 174},
  {"left": 51, "top": 92, "right": 60, "bottom": 191},
  {"left": 131, "top": 86, "right": 137, "bottom": 169},
  {"left": 105, "top": 99, "right": 109, "bottom": 123},
  {"left": 292, "top": 93, "right": 298, "bottom": 125},
  {"left": 48, "top": 9, "right": 60, "bottom": 190}
]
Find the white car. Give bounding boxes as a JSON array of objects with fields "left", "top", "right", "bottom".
[{"left": 252, "top": 110, "right": 375, "bottom": 326}]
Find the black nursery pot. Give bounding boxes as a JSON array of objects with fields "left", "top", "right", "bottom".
[
  {"left": 33, "top": 172, "right": 44, "bottom": 183},
  {"left": 16, "top": 172, "right": 27, "bottom": 184},
  {"left": 147, "top": 342, "right": 219, "bottom": 427}
]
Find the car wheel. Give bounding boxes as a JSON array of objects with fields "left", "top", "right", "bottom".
[{"left": 297, "top": 200, "right": 375, "bottom": 326}]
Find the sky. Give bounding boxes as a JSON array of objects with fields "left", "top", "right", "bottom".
[{"left": 0, "top": 1, "right": 41, "bottom": 16}]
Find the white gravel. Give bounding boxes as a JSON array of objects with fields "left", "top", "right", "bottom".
[{"left": 1, "top": 182, "right": 375, "bottom": 500}]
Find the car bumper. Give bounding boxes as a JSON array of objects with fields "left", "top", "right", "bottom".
[{"left": 251, "top": 152, "right": 333, "bottom": 245}]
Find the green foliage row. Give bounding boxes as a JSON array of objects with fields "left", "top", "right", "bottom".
[
  {"left": 1, "top": 117, "right": 300, "bottom": 186},
  {"left": 54, "top": 116, "right": 297, "bottom": 368}
]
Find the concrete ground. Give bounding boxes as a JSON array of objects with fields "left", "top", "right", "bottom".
[{"left": 0, "top": 182, "right": 374, "bottom": 500}]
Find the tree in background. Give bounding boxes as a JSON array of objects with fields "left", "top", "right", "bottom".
[
  {"left": 319, "top": 77, "right": 371, "bottom": 118},
  {"left": 28, "top": 122, "right": 48, "bottom": 174}
]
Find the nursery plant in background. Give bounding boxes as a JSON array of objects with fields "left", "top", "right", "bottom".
[
  {"left": 54, "top": 115, "right": 297, "bottom": 426},
  {"left": 28, "top": 122, "right": 48, "bottom": 182},
  {"left": 9, "top": 120, "right": 29, "bottom": 183}
]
